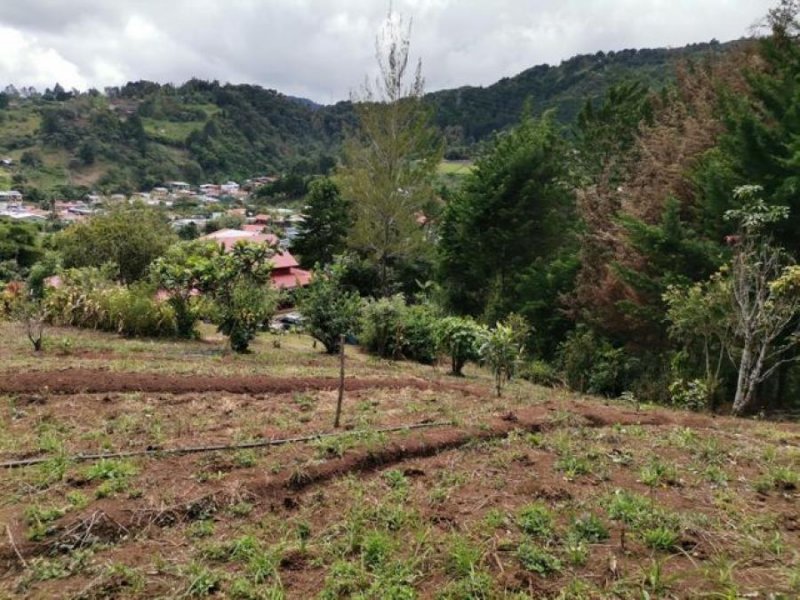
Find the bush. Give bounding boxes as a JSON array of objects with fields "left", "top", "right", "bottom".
[
  {"left": 479, "top": 322, "right": 523, "bottom": 396},
  {"left": 668, "top": 378, "right": 711, "bottom": 412},
  {"left": 360, "top": 295, "right": 406, "bottom": 359},
  {"left": 298, "top": 262, "right": 362, "bottom": 354},
  {"left": 401, "top": 304, "right": 439, "bottom": 364},
  {"left": 215, "top": 281, "right": 277, "bottom": 353},
  {"left": 360, "top": 296, "right": 439, "bottom": 364},
  {"left": 519, "top": 359, "right": 561, "bottom": 387},
  {"left": 557, "top": 326, "right": 639, "bottom": 396},
  {"left": 435, "top": 316, "right": 486, "bottom": 376},
  {"left": 44, "top": 267, "right": 177, "bottom": 338}
]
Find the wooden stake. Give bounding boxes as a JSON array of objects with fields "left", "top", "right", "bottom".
[{"left": 334, "top": 334, "right": 346, "bottom": 428}]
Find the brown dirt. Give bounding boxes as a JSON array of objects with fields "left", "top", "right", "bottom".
[
  {"left": 0, "top": 368, "right": 483, "bottom": 396},
  {"left": 2, "top": 399, "right": 776, "bottom": 567}
]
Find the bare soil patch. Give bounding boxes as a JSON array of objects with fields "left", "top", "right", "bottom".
[{"left": 0, "top": 368, "right": 482, "bottom": 396}]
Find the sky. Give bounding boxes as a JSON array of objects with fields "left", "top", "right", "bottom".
[{"left": 0, "top": 0, "right": 776, "bottom": 104}]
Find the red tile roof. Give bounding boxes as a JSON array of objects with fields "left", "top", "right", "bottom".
[
  {"left": 199, "top": 229, "right": 309, "bottom": 289},
  {"left": 271, "top": 267, "right": 312, "bottom": 289}
]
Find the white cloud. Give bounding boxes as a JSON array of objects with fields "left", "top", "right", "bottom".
[{"left": 0, "top": 0, "right": 777, "bottom": 101}]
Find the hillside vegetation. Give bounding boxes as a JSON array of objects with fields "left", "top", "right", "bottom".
[{"left": 0, "top": 40, "right": 736, "bottom": 196}]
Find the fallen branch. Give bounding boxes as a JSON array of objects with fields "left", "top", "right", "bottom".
[
  {"left": 0, "top": 420, "right": 455, "bottom": 469},
  {"left": 6, "top": 524, "right": 27, "bottom": 569}
]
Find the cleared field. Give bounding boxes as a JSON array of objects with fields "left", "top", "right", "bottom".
[
  {"left": 437, "top": 160, "right": 474, "bottom": 176},
  {"left": 0, "top": 322, "right": 798, "bottom": 599}
]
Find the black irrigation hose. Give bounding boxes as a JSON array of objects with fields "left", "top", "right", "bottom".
[{"left": 0, "top": 420, "right": 456, "bottom": 469}]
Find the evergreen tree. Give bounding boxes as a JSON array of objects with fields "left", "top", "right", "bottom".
[
  {"left": 292, "top": 178, "right": 351, "bottom": 269},
  {"left": 438, "top": 112, "right": 576, "bottom": 350}
]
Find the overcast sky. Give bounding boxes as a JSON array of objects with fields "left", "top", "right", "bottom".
[{"left": 0, "top": 0, "right": 775, "bottom": 104}]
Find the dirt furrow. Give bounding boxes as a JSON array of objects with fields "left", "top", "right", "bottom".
[{"left": 0, "top": 369, "right": 483, "bottom": 396}]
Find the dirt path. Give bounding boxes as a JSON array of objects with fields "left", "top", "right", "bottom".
[{"left": 0, "top": 369, "right": 483, "bottom": 396}]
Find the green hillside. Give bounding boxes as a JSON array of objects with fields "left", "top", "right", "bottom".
[{"left": 0, "top": 39, "right": 739, "bottom": 198}]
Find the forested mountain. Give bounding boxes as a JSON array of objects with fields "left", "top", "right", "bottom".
[
  {"left": 428, "top": 40, "right": 738, "bottom": 150},
  {"left": 0, "top": 39, "right": 739, "bottom": 197}
]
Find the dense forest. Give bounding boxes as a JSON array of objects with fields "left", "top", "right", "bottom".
[{"left": 0, "top": 40, "right": 736, "bottom": 197}]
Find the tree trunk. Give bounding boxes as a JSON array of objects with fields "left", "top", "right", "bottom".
[{"left": 732, "top": 343, "right": 753, "bottom": 415}]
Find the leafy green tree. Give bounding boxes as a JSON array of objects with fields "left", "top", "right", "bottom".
[
  {"left": 0, "top": 219, "right": 43, "bottom": 283},
  {"left": 178, "top": 221, "right": 200, "bottom": 240},
  {"left": 664, "top": 273, "right": 732, "bottom": 408},
  {"left": 480, "top": 322, "right": 524, "bottom": 396},
  {"left": 338, "top": 13, "right": 443, "bottom": 295},
  {"left": 199, "top": 242, "right": 277, "bottom": 352},
  {"left": 150, "top": 240, "right": 218, "bottom": 338},
  {"left": 298, "top": 262, "right": 362, "bottom": 354},
  {"left": 292, "top": 178, "right": 351, "bottom": 269},
  {"left": 435, "top": 316, "right": 486, "bottom": 376},
  {"left": 56, "top": 203, "right": 176, "bottom": 283},
  {"left": 204, "top": 214, "right": 244, "bottom": 233}
]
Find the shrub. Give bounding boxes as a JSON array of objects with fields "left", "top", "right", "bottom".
[
  {"left": 360, "top": 296, "right": 439, "bottom": 364},
  {"left": 298, "top": 262, "right": 362, "bottom": 354},
  {"left": 106, "top": 283, "right": 178, "bottom": 338},
  {"left": 480, "top": 322, "right": 524, "bottom": 396},
  {"left": 435, "top": 316, "right": 486, "bottom": 376},
  {"left": 519, "top": 359, "right": 561, "bottom": 387},
  {"left": 214, "top": 281, "right": 277, "bottom": 353},
  {"left": 360, "top": 295, "right": 406, "bottom": 359},
  {"left": 557, "top": 326, "right": 638, "bottom": 395},
  {"left": 400, "top": 304, "right": 439, "bottom": 364},
  {"left": 668, "top": 378, "right": 711, "bottom": 412},
  {"left": 44, "top": 267, "right": 177, "bottom": 338}
]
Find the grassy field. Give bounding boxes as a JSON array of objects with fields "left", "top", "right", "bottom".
[
  {"left": 0, "top": 321, "right": 798, "bottom": 598},
  {"left": 437, "top": 161, "right": 474, "bottom": 176}
]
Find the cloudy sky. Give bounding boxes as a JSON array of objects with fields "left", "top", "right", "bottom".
[{"left": 0, "top": 0, "right": 775, "bottom": 104}]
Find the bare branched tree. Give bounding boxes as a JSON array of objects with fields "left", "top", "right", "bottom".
[
  {"left": 726, "top": 186, "right": 800, "bottom": 414},
  {"left": 339, "top": 10, "right": 442, "bottom": 296}
]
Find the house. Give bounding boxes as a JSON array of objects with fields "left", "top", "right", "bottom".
[
  {"left": 200, "top": 228, "right": 311, "bottom": 290},
  {"left": 0, "top": 190, "right": 23, "bottom": 202},
  {"left": 220, "top": 181, "right": 240, "bottom": 194}
]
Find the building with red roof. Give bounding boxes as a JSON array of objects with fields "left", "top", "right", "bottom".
[{"left": 200, "top": 229, "right": 311, "bottom": 290}]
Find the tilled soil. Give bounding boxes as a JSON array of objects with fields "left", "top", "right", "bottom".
[{"left": 0, "top": 368, "right": 482, "bottom": 396}]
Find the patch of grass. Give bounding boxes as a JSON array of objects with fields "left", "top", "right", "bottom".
[
  {"left": 554, "top": 453, "right": 592, "bottom": 479},
  {"left": 183, "top": 562, "right": 224, "bottom": 597},
  {"left": 642, "top": 525, "right": 680, "bottom": 551},
  {"left": 25, "top": 504, "right": 66, "bottom": 541},
  {"left": 234, "top": 449, "right": 258, "bottom": 468},
  {"left": 639, "top": 458, "right": 680, "bottom": 487},
  {"left": 517, "top": 503, "right": 554, "bottom": 539},
  {"left": 446, "top": 535, "right": 483, "bottom": 578},
  {"left": 85, "top": 458, "right": 138, "bottom": 481},
  {"left": 570, "top": 513, "right": 609, "bottom": 543},
  {"left": 320, "top": 559, "right": 368, "bottom": 599},
  {"left": 229, "top": 501, "right": 255, "bottom": 517},
  {"left": 606, "top": 490, "right": 654, "bottom": 526},
  {"left": 516, "top": 542, "right": 562, "bottom": 576},
  {"left": 187, "top": 520, "right": 215, "bottom": 539},
  {"left": 361, "top": 529, "right": 394, "bottom": 570}
]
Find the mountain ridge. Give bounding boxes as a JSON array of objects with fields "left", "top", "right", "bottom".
[{"left": 0, "top": 38, "right": 744, "bottom": 198}]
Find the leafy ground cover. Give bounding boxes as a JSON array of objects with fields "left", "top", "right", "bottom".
[{"left": 0, "top": 321, "right": 798, "bottom": 598}]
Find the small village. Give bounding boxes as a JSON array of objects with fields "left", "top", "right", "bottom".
[{"left": 0, "top": 177, "right": 311, "bottom": 291}]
